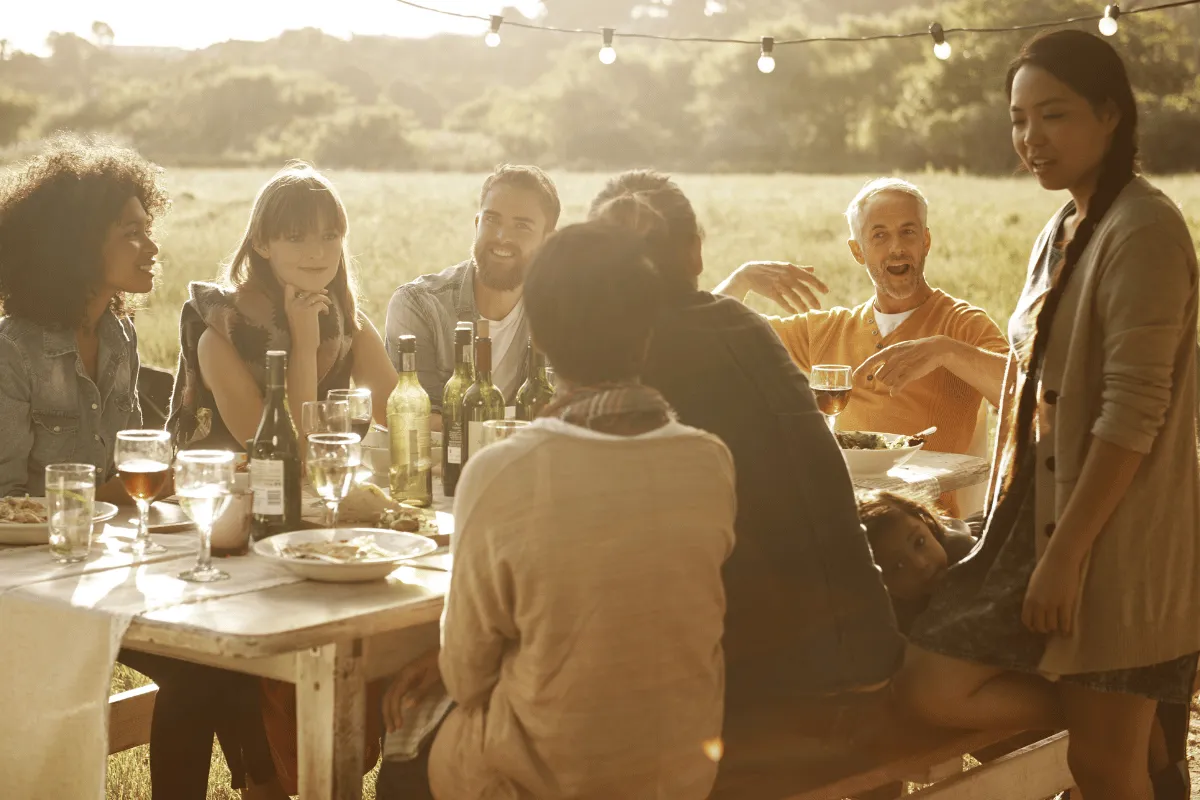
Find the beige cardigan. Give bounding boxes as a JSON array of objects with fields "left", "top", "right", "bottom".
[{"left": 987, "top": 176, "right": 1200, "bottom": 675}]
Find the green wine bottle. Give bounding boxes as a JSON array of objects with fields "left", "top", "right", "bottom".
[
  {"left": 514, "top": 339, "right": 555, "bottom": 421},
  {"left": 441, "top": 322, "right": 475, "bottom": 497},
  {"left": 460, "top": 319, "right": 506, "bottom": 467},
  {"left": 387, "top": 334, "right": 432, "bottom": 507},
  {"left": 249, "top": 350, "right": 302, "bottom": 539}
]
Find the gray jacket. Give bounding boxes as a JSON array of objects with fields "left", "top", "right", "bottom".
[{"left": 0, "top": 312, "right": 142, "bottom": 496}]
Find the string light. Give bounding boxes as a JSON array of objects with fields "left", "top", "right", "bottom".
[
  {"left": 599, "top": 28, "right": 617, "bottom": 64},
  {"left": 757, "top": 36, "right": 776, "bottom": 73},
  {"left": 485, "top": 15, "right": 502, "bottom": 47},
  {"left": 929, "top": 22, "right": 952, "bottom": 60},
  {"left": 1099, "top": 4, "right": 1121, "bottom": 36}
]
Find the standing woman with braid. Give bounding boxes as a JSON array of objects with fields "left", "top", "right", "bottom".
[{"left": 894, "top": 30, "right": 1200, "bottom": 800}]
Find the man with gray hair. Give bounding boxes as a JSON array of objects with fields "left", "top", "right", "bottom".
[{"left": 715, "top": 177, "right": 1007, "bottom": 516}]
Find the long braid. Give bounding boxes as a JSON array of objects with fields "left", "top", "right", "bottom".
[{"left": 1003, "top": 127, "right": 1138, "bottom": 490}]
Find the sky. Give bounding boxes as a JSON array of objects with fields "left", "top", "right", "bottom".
[{"left": 4, "top": 0, "right": 546, "bottom": 55}]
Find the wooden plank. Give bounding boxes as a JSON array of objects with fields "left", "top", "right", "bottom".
[
  {"left": 107, "top": 684, "right": 157, "bottom": 754},
  {"left": 297, "top": 640, "right": 367, "bottom": 800},
  {"left": 907, "top": 732, "right": 1071, "bottom": 800}
]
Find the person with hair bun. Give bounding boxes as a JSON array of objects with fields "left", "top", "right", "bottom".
[{"left": 896, "top": 30, "right": 1200, "bottom": 800}]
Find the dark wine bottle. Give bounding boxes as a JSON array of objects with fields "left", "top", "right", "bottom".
[
  {"left": 514, "top": 339, "right": 556, "bottom": 421},
  {"left": 460, "top": 319, "right": 506, "bottom": 468},
  {"left": 441, "top": 322, "right": 475, "bottom": 497},
  {"left": 250, "top": 350, "right": 302, "bottom": 539}
]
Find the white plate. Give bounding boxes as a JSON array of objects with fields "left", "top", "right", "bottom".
[
  {"left": 838, "top": 432, "right": 924, "bottom": 478},
  {"left": 253, "top": 528, "right": 438, "bottom": 583},
  {"left": 0, "top": 500, "right": 120, "bottom": 546}
]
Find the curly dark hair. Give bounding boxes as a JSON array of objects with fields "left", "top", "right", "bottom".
[{"left": 0, "top": 133, "right": 170, "bottom": 329}]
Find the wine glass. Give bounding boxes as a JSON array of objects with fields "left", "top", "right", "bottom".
[
  {"left": 480, "top": 419, "right": 530, "bottom": 448},
  {"left": 115, "top": 429, "right": 173, "bottom": 555},
  {"left": 301, "top": 400, "right": 350, "bottom": 441},
  {"left": 328, "top": 388, "right": 373, "bottom": 440},
  {"left": 810, "top": 364, "right": 853, "bottom": 433},
  {"left": 307, "top": 433, "right": 361, "bottom": 528},
  {"left": 174, "top": 450, "right": 234, "bottom": 583}
]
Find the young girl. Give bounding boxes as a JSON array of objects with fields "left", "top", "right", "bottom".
[
  {"left": 167, "top": 160, "right": 396, "bottom": 450},
  {"left": 895, "top": 30, "right": 1200, "bottom": 800},
  {"left": 858, "top": 490, "right": 977, "bottom": 630}
]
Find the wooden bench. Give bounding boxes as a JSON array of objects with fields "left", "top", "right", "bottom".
[{"left": 108, "top": 684, "right": 157, "bottom": 755}]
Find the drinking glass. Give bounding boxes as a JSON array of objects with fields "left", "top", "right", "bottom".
[
  {"left": 307, "top": 433, "right": 361, "bottom": 528},
  {"left": 810, "top": 364, "right": 854, "bottom": 433},
  {"left": 46, "top": 463, "right": 96, "bottom": 564},
  {"left": 174, "top": 450, "right": 234, "bottom": 583},
  {"left": 301, "top": 400, "right": 351, "bottom": 440},
  {"left": 116, "top": 429, "right": 172, "bottom": 555},
  {"left": 480, "top": 419, "right": 530, "bottom": 448},
  {"left": 328, "top": 388, "right": 373, "bottom": 441}
]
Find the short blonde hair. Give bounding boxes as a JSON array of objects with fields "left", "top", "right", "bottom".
[{"left": 845, "top": 178, "right": 928, "bottom": 243}]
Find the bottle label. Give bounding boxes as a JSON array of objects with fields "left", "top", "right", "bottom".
[
  {"left": 251, "top": 459, "right": 285, "bottom": 515},
  {"left": 467, "top": 421, "right": 484, "bottom": 460},
  {"left": 447, "top": 424, "right": 463, "bottom": 465}
]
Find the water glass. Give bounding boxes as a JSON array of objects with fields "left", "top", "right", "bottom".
[
  {"left": 307, "top": 432, "right": 361, "bottom": 528},
  {"left": 174, "top": 450, "right": 234, "bottom": 583},
  {"left": 328, "top": 388, "right": 373, "bottom": 441},
  {"left": 115, "top": 429, "right": 172, "bottom": 555},
  {"left": 46, "top": 463, "right": 96, "bottom": 564},
  {"left": 810, "top": 364, "right": 854, "bottom": 433},
  {"left": 480, "top": 419, "right": 530, "bottom": 448}
]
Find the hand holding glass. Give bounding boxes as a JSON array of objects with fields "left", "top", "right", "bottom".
[
  {"left": 175, "top": 450, "right": 234, "bottom": 583},
  {"left": 116, "top": 430, "right": 172, "bottom": 555},
  {"left": 307, "top": 433, "right": 361, "bottom": 528},
  {"left": 46, "top": 463, "right": 96, "bottom": 563},
  {"left": 810, "top": 365, "right": 853, "bottom": 433}
]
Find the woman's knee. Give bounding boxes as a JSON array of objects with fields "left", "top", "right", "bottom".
[{"left": 891, "top": 647, "right": 978, "bottom": 725}]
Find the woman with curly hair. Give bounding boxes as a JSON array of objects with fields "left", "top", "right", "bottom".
[{"left": 0, "top": 133, "right": 167, "bottom": 500}]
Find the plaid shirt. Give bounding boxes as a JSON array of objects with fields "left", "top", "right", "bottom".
[{"left": 384, "top": 260, "right": 528, "bottom": 410}]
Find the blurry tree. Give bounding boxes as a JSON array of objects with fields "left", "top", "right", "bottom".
[
  {"left": 91, "top": 22, "right": 115, "bottom": 48},
  {"left": 0, "top": 90, "right": 38, "bottom": 146}
]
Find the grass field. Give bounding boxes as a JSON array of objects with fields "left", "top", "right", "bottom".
[{"left": 98, "top": 170, "right": 1200, "bottom": 798}]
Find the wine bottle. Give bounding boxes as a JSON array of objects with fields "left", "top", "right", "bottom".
[
  {"left": 387, "top": 334, "right": 432, "bottom": 507},
  {"left": 249, "top": 350, "right": 302, "bottom": 539},
  {"left": 441, "top": 322, "right": 475, "bottom": 497},
  {"left": 514, "top": 339, "right": 556, "bottom": 421},
  {"left": 460, "top": 319, "right": 506, "bottom": 467}
]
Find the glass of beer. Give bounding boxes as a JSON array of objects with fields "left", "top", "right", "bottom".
[
  {"left": 174, "top": 450, "right": 234, "bottom": 583},
  {"left": 328, "top": 388, "right": 373, "bottom": 440},
  {"left": 116, "top": 429, "right": 173, "bottom": 555},
  {"left": 810, "top": 365, "right": 853, "bottom": 433},
  {"left": 307, "top": 432, "right": 361, "bottom": 528},
  {"left": 46, "top": 463, "right": 96, "bottom": 563}
]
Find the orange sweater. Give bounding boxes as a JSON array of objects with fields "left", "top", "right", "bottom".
[{"left": 767, "top": 290, "right": 1008, "bottom": 516}]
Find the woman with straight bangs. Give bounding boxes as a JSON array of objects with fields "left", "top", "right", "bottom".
[
  {"left": 167, "top": 161, "right": 396, "bottom": 450},
  {"left": 895, "top": 30, "right": 1200, "bottom": 800}
]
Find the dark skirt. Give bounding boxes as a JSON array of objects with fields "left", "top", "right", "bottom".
[{"left": 908, "top": 462, "right": 1198, "bottom": 705}]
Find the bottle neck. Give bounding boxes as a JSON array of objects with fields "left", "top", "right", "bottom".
[
  {"left": 400, "top": 351, "right": 417, "bottom": 373},
  {"left": 454, "top": 340, "right": 474, "bottom": 377},
  {"left": 530, "top": 348, "right": 548, "bottom": 382},
  {"left": 475, "top": 338, "right": 492, "bottom": 382}
]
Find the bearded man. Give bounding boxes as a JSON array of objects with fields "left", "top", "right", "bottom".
[
  {"left": 715, "top": 178, "right": 1008, "bottom": 516},
  {"left": 385, "top": 165, "right": 560, "bottom": 421}
]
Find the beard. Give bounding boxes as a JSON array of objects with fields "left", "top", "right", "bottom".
[
  {"left": 870, "top": 254, "right": 926, "bottom": 301},
  {"left": 473, "top": 242, "right": 528, "bottom": 292}
]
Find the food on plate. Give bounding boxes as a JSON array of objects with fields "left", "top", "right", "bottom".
[
  {"left": 835, "top": 430, "right": 925, "bottom": 451},
  {"left": 336, "top": 482, "right": 403, "bottom": 522},
  {"left": 280, "top": 536, "right": 399, "bottom": 563},
  {"left": 0, "top": 496, "right": 47, "bottom": 524},
  {"left": 378, "top": 506, "right": 423, "bottom": 533}
]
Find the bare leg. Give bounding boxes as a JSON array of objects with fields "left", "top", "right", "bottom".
[
  {"left": 1059, "top": 683, "right": 1156, "bottom": 800},
  {"left": 894, "top": 644, "right": 1064, "bottom": 730}
]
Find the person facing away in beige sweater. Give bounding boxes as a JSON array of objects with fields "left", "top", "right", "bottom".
[{"left": 377, "top": 221, "right": 737, "bottom": 800}]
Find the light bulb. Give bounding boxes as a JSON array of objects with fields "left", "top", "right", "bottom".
[
  {"left": 485, "top": 31, "right": 501, "bottom": 47},
  {"left": 934, "top": 40, "right": 952, "bottom": 60},
  {"left": 1099, "top": 5, "right": 1120, "bottom": 37},
  {"left": 757, "top": 54, "right": 776, "bottom": 74},
  {"left": 599, "top": 46, "right": 617, "bottom": 64}
]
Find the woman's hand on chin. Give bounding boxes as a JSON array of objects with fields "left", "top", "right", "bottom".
[{"left": 283, "top": 283, "right": 331, "bottom": 352}]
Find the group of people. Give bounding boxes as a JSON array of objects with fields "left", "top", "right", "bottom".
[{"left": 0, "top": 27, "right": 1197, "bottom": 800}]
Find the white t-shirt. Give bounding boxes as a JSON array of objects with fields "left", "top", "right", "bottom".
[
  {"left": 487, "top": 299, "right": 526, "bottom": 400},
  {"left": 874, "top": 307, "right": 917, "bottom": 338}
]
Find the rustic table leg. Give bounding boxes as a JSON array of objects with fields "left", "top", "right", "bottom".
[{"left": 297, "top": 639, "right": 367, "bottom": 800}]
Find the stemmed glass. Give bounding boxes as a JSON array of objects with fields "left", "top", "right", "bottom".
[
  {"left": 328, "top": 388, "right": 373, "bottom": 440},
  {"left": 301, "top": 400, "right": 350, "bottom": 441},
  {"left": 115, "top": 430, "right": 172, "bottom": 555},
  {"left": 307, "top": 433, "right": 361, "bottom": 528},
  {"left": 174, "top": 450, "right": 234, "bottom": 583},
  {"left": 810, "top": 364, "right": 854, "bottom": 433}
]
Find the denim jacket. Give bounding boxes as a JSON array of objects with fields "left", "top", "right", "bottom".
[{"left": 0, "top": 312, "right": 142, "bottom": 496}]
